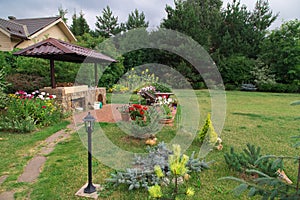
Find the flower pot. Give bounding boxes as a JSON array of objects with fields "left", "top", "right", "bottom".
[
  {"left": 159, "top": 118, "right": 173, "bottom": 124},
  {"left": 121, "top": 113, "right": 130, "bottom": 121}
]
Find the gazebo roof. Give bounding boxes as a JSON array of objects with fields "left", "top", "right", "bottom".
[{"left": 13, "top": 37, "right": 116, "bottom": 63}]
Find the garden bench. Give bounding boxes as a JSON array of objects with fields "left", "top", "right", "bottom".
[
  {"left": 241, "top": 83, "right": 257, "bottom": 91},
  {"left": 139, "top": 90, "right": 157, "bottom": 105}
]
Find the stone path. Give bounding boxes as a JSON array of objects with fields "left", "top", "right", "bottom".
[
  {"left": 0, "top": 105, "right": 120, "bottom": 200},
  {"left": 0, "top": 123, "right": 74, "bottom": 200}
]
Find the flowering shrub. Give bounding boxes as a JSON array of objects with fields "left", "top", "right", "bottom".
[
  {"left": 119, "top": 105, "right": 161, "bottom": 138},
  {"left": 0, "top": 90, "right": 63, "bottom": 133},
  {"left": 128, "top": 104, "right": 148, "bottom": 120},
  {"left": 137, "top": 85, "right": 156, "bottom": 95}
]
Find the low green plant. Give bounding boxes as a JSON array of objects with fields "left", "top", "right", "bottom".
[
  {"left": 224, "top": 143, "right": 278, "bottom": 176},
  {"left": 197, "top": 113, "right": 218, "bottom": 146},
  {"left": 107, "top": 142, "right": 211, "bottom": 197},
  {"left": 119, "top": 106, "right": 161, "bottom": 138}
]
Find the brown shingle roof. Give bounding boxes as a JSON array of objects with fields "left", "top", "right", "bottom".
[
  {"left": 11, "top": 17, "right": 60, "bottom": 36},
  {"left": 13, "top": 38, "right": 116, "bottom": 63},
  {"left": 0, "top": 18, "right": 28, "bottom": 38},
  {"left": 0, "top": 16, "right": 61, "bottom": 39}
]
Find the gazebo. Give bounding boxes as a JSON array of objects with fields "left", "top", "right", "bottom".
[
  {"left": 13, "top": 38, "right": 116, "bottom": 111},
  {"left": 13, "top": 37, "right": 116, "bottom": 88}
]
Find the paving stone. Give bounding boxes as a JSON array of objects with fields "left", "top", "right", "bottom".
[
  {"left": 17, "top": 156, "right": 47, "bottom": 183},
  {"left": 0, "top": 191, "right": 14, "bottom": 200},
  {"left": 75, "top": 183, "right": 102, "bottom": 199},
  {"left": 0, "top": 175, "right": 8, "bottom": 185}
]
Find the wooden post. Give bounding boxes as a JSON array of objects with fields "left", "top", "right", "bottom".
[
  {"left": 94, "top": 63, "right": 98, "bottom": 87},
  {"left": 50, "top": 59, "right": 56, "bottom": 88}
]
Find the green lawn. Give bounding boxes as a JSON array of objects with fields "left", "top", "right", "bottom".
[
  {"left": 1, "top": 90, "right": 300, "bottom": 199},
  {"left": 0, "top": 121, "right": 70, "bottom": 193}
]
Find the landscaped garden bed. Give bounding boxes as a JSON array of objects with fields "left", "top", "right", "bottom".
[{"left": 1, "top": 90, "right": 299, "bottom": 199}]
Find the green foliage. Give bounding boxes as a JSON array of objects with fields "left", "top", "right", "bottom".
[
  {"left": 224, "top": 143, "right": 278, "bottom": 176},
  {"left": 70, "top": 10, "right": 90, "bottom": 36},
  {"left": 76, "top": 33, "right": 104, "bottom": 49},
  {"left": 57, "top": 6, "right": 68, "bottom": 24},
  {"left": 125, "top": 9, "right": 149, "bottom": 30},
  {"left": 259, "top": 19, "right": 300, "bottom": 84},
  {"left": 107, "top": 143, "right": 210, "bottom": 199},
  {"left": 6, "top": 73, "right": 48, "bottom": 93},
  {"left": 95, "top": 6, "right": 122, "bottom": 38},
  {"left": 119, "top": 106, "right": 161, "bottom": 138},
  {"left": 197, "top": 113, "right": 218, "bottom": 145},
  {"left": 0, "top": 68, "right": 9, "bottom": 108}
]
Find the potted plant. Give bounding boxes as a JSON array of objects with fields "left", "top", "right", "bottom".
[{"left": 128, "top": 104, "right": 148, "bottom": 120}]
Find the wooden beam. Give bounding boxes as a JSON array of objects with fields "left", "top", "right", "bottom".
[
  {"left": 50, "top": 59, "right": 56, "bottom": 88},
  {"left": 94, "top": 63, "right": 98, "bottom": 87}
]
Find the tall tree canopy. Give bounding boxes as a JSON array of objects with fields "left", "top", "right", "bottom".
[
  {"left": 125, "top": 9, "right": 149, "bottom": 30},
  {"left": 161, "top": 0, "right": 222, "bottom": 50},
  {"left": 57, "top": 6, "right": 68, "bottom": 24},
  {"left": 70, "top": 11, "right": 90, "bottom": 36},
  {"left": 259, "top": 19, "right": 300, "bottom": 84},
  {"left": 95, "top": 6, "right": 121, "bottom": 38}
]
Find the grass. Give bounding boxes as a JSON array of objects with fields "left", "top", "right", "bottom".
[
  {"left": 2, "top": 90, "right": 300, "bottom": 199},
  {"left": 0, "top": 121, "right": 70, "bottom": 193}
]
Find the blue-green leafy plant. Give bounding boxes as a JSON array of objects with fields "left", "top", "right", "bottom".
[{"left": 107, "top": 142, "right": 211, "bottom": 197}]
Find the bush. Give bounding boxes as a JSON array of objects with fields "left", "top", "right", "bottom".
[
  {"left": 6, "top": 73, "right": 48, "bottom": 93},
  {"left": 0, "top": 91, "right": 63, "bottom": 133},
  {"left": 258, "top": 83, "right": 300, "bottom": 93}
]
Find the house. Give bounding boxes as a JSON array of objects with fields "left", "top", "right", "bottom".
[{"left": 0, "top": 16, "right": 76, "bottom": 51}]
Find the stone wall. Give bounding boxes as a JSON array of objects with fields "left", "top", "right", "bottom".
[{"left": 40, "top": 85, "right": 106, "bottom": 112}]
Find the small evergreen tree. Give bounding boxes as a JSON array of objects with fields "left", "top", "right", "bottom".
[{"left": 95, "top": 6, "right": 122, "bottom": 38}]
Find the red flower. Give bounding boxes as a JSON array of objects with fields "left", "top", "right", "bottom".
[
  {"left": 42, "top": 106, "right": 47, "bottom": 109},
  {"left": 133, "top": 104, "right": 142, "bottom": 109},
  {"left": 140, "top": 110, "right": 144, "bottom": 115},
  {"left": 49, "top": 95, "right": 53, "bottom": 99}
]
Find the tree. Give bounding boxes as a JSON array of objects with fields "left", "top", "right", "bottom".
[
  {"left": 259, "top": 19, "right": 300, "bottom": 84},
  {"left": 161, "top": 0, "right": 222, "bottom": 50},
  {"left": 70, "top": 10, "right": 90, "bottom": 36},
  {"left": 125, "top": 9, "right": 149, "bottom": 30},
  {"left": 57, "top": 6, "right": 68, "bottom": 24},
  {"left": 95, "top": 6, "right": 122, "bottom": 38}
]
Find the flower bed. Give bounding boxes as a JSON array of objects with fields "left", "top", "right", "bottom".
[{"left": 0, "top": 90, "right": 63, "bottom": 133}]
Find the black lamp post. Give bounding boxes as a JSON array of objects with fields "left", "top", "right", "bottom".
[{"left": 83, "top": 112, "right": 96, "bottom": 194}]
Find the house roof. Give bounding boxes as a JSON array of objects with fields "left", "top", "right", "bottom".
[
  {"left": 11, "top": 17, "right": 60, "bottom": 36},
  {"left": 13, "top": 37, "right": 116, "bottom": 63},
  {"left": 0, "top": 16, "right": 75, "bottom": 42},
  {"left": 0, "top": 18, "right": 28, "bottom": 38}
]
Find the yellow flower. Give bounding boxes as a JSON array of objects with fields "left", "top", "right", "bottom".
[
  {"left": 186, "top": 187, "right": 195, "bottom": 196},
  {"left": 148, "top": 184, "right": 162, "bottom": 198},
  {"left": 146, "top": 68, "right": 149, "bottom": 72},
  {"left": 131, "top": 67, "right": 135, "bottom": 71},
  {"left": 154, "top": 165, "right": 164, "bottom": 178}
]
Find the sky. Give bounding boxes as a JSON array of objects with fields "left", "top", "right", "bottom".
[{"left": 0, "top": 0, "right": 299, "bottom": 30}]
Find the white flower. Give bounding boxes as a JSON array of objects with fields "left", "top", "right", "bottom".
[
  {"left": 41, "top": 92, "right": 46, "bottom": 95},
  {"left": 32, "top": 92, "right": 36, "bottom": 95},
  {"left": 52, "top": 95, "right": 56, "bottom": 99},
  {"left": 38, "top": 95, "right": 44, "bottom": 100},
  {"left": 46, "top": 97, "right": 50, "bottom": 100}
]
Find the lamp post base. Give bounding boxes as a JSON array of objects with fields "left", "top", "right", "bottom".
[
  {"left": 75, "top": 183, "right": 102, "bottom": 199},
  {"left": 84, "top": 183, "right": 96, "bottom": 194}
]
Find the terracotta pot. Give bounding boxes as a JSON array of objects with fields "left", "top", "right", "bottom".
[
  {"left": 160, "top": 118, "right": 173, "bottom": 124},
  {"left": 121, "top": 113, "right": 130, "bottom": 121}
]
